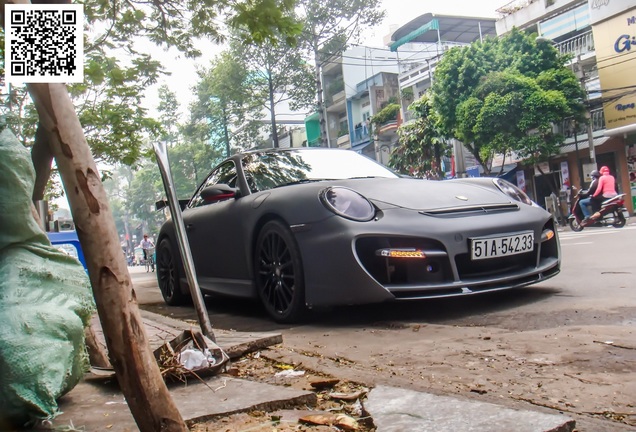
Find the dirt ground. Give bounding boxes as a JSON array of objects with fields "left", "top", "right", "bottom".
[
  {"left": 189, "top": 352, "right": 375, "bottom": 431},
  {"left": 189, "top": 317, "right": 636, "bottom": 432},
  {"left": 186, "top": 316, "right": 636, "bottom": 432}
]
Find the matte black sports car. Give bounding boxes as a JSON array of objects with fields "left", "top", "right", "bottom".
[{"left": 156, "top": 148, "right": 560, "bottom": 322}]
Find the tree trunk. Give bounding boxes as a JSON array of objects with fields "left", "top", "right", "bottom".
[
  {"left": 312, "top": 36, "right": 328, "bottom": 148},
  {"left": 25, "top": 82, "right": 187, "bottom": 432},
  {"left": 84, "top": 325, "right": 111, "bottom": 369},
  {"left": 30, "top": 123, "right": 54, "bottom": 202},
  {"left": 267, "top": 69, "right": 279, "bottom": 148}
]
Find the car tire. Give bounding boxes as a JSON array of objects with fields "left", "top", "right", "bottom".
[
  {"left": 254, "top": 220, "right": 306, "bottom": 323},
  {"left": 156, "top": 238, "right": 190, "bottom": 306}
]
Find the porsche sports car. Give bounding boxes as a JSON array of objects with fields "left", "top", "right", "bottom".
[{"left": 156, "top": 147, "right": 560, "bottom": 322}]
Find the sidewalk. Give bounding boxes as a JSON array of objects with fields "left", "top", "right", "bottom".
[
  {"left": 50, "top": 271, "right": 576, "bottom": 432},
  {"left": 50, "top": 309, "right": 316, "bottom": 431}
]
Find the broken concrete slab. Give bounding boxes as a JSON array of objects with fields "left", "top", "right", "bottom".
[
  {"left": 364, "top": 385, "right": 575, "bottom": 432},
  {"left": 51, "top": 375, "right": 317, "bottom": 431},
  {"left": 90, "top": 309, "right": 283, "bottom": 361},
  {"left": 138, "top": 309, "right": 283, "bottom": 358}
]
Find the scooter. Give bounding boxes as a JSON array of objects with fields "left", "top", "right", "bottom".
[{"left": 568, "top": 186, "right": 627, "bottom": 231}]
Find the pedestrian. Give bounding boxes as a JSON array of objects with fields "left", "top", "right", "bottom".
[{"left": 138, "top": 234, "right": 155, "bottom": 271}]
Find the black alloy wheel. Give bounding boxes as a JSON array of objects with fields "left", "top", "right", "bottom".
[
  {"left": 254, "top": 220, "right": 306, "bottom": 323},
  {"left": 157, "top": 238, "right": 189, "bottom": 305}
]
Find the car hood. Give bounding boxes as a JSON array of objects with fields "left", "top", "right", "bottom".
[{"left": 335, "top": 178, "right": 516, "bottom": 211}]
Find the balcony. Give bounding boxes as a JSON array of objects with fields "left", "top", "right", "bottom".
[
  {"left": 496, "top": 0, "right": 577, "bottom": 35},
  {"left": 398, "top": 56, "right": 443, "bottom": 90},
  {"left": 337, "top": 133, "right": 351, "bottom": 148},
  {"left": 555, "top": 30, "right": 594, "bottom": 58},
  {"left": 352, "top": 124, "right": 370, "bottom": 146},
  {"left": 377, "top": 120, "right": 399, "bottom": 137},
  {"left": 558, "top": 108, "right": 605, "bottom": 138}
]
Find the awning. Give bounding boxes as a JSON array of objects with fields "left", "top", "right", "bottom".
[
  {"left": 495, "top": 164, "right": 518, "bottom": 182},
  {"left": 351, "top": 141, "right": 373, "bottom": 153},
  {"left": 388, "top": 13, "right": 497, "bottom": 52},
  {"left": 558, "top": 136, "right": 610, "bottom": 154}
]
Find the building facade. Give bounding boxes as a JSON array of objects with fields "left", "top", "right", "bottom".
[
  {"left": 306, "top": 46, "right": 401, "bottom": 161},
  {"left": 496, "top": 0, "right": 636, "bottom": 213}
]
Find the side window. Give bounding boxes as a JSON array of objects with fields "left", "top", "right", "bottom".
[{"left": 189, "top": 161, "right": 237, "bottom": 208}]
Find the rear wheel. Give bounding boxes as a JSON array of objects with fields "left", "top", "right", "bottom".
[
  {"left": 254, "top": 220, "right": 306, "bottom": 323},
  {"left": 613, "top": 211, "right": 626, "bottom": 228},
  {"left": 156, "top": 238, "right": 189, "bottom": 305},
  {"left": 569, "top": 218, "right": 584, "bottom": 232}
]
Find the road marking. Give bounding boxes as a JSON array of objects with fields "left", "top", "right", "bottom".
[{"left": 558, "top": 225, "right": 636, "bottom": 239}]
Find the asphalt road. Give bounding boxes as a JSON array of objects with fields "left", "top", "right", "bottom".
[{"left": 131, "top": 223, "right": 636, "bottom": 431}]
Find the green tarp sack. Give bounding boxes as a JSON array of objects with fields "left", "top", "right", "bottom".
[{"left": 0, "top": 122, "right": 95, "bottom": 427}]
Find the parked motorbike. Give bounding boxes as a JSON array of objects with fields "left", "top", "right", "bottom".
[{"left": 568, "top": 186, "right": 627, "bottom": 231}]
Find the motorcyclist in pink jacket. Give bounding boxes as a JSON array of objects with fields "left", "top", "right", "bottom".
[
  {"left": 588, "top": 166, "right": 618, "bottom": 220},
  {"left": 593, "top": 166, "right": 617, "bottom": 199}
]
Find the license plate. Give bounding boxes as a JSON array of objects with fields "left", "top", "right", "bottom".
[{"left": 471, "top": 232, "right": 534, "bottom": 260}]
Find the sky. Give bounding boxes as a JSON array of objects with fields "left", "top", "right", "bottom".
[{"left": 144, "top": 0, "right": 509, "bottom": 117}]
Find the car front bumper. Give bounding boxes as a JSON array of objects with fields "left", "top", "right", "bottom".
[{"left": 292, "top": 205, "right": 561, "bottom": 307}]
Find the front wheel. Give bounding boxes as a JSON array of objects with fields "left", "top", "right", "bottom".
[
  {"left": 613, "top": 211, "right": 627, "bottom": 228},
  {"left": 254, "top": 220, "right": 306, "bottom": 323},
  {"left": 156, "top": 238, "right": 189, "bottom": 305},
  {"left": 569, "top": 217, "right": 584, "bottom": 232}
]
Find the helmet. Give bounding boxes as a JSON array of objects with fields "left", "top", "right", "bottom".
[
  {"left": 590, "top": 170, "right": 600, "bottom": 179},
  {"left": 600, "top": 166, "right": 610, "bottom": 175}
]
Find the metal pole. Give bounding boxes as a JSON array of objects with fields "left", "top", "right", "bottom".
[
  {"left": 587, "top": 115, "right": 596, "bottom": 165},
  {"left": 221, "top": 100, "right": 231, "bottom": 158},
  {"left": 572, "top": 122, "right": 584, "bottom": 186},
  {"left": 153, "top": 141, "right": 216, "bottom": 342}
]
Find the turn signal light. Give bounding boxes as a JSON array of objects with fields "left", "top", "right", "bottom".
[
  {"left": 541, "top": 229, "right": 555, "bottom": 241},
  {"left": 377, "top": 248, "right": 426, "bottom": 259}
]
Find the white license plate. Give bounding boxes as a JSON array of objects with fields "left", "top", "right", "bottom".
[{"left": 471, "top": 232, "right": 534, "bottom": 260}]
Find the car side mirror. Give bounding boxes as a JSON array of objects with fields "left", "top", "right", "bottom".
[
  {"left": 200, "top": 184, "right": 240, "bottom": 203},
  {"left": 155, "top": 199, "right": 189, "bottom": 211}
]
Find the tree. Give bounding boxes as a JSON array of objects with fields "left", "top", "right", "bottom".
[
  {"left": 431, "top": 28, "right": 585, "bottom": 174},
  {"left": 389, "top": 95, "right": 450, "bottom": 178},
  {"left": 230, "top": 32, "right": 315, "bottom": 148},
  {"left": 297, "top": 0, "right": 385, "bottom": 147},
  {"left": 189, "top": 52, "right": 264, "bottom": 155},
  {"left": 156, "top": 85, "right": 182, "bottom": 145},
  {"left": 1, "top": 0, "right": 303, "bottom": 201}
]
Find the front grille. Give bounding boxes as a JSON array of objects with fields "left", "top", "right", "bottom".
[
  {"left": 355, "top": 236, "right": 454, "bottom": 286},
  {"left": 455, "top": 249, "right": 538, "bottom": 279}
]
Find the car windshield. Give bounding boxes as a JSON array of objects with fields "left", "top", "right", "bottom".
[{"left": 243, "top": 149, "right": 398, "bottom": 192}]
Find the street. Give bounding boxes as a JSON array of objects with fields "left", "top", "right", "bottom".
[{"left": 131, "top": 223, "right": 636, "bottom": 431}]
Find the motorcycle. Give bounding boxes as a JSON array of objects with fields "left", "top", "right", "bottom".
[{"left": 568, "top": 186, "right": 627, "bottom": 231}]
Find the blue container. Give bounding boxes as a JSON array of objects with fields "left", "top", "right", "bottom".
[{"left": 47, "top": 230, "right": 88, "bottom": 271}]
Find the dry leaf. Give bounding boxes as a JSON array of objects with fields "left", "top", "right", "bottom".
[
  {"left": 329, "top": 389, "right": 367, "bottom": 401},
  {"left": 309, "top": 378, "right": 340, "bottom": 390}
]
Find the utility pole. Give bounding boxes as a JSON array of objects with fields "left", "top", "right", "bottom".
[{"left": 572, "top": 119, "right": 585, "bottom": 187}]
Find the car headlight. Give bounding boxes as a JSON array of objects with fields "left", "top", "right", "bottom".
[
  {"left": 320, "top": 187, "right": 375, "bottom": 221},
  {"left": 493, "top": 178, "right": 534, "bottom": 206}
]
